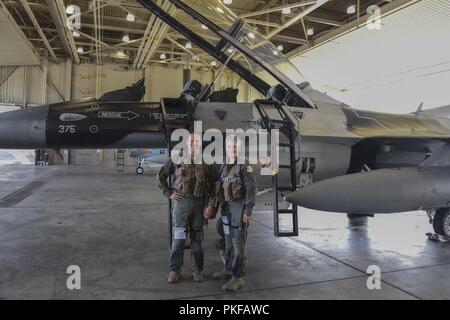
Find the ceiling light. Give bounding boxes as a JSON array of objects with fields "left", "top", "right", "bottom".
[
  {"left": 122, "top": 34, "right": 130, "bottom": 42},
  {"left": 281, "top": 7, "right": 291, "bottom": 15},
  {"left": 77, "top": 47, "right": 84, "bottom": 54},
  {"left": 201, "top": 24, "right": 208, "bottom": 30},
  {"left": 117, "top": 50, "right": 127, "bottom": 58},
  {"left": 247, "top": 32, "right": 255, "bottom": 39},
  {"left": 66, "top": 5, "right": 76, "bottom": 15},
  {"left": 72, "top": 31, "right": 80, "bottom": 37},
  {"left": 185, "top": 41, "right": 192, "bottom": 49},
  {"left": 160, "top": 53, "right": 166, "bottom": 60},
  {"left": 347, "top": 5, "right": 356, "bottom": 14},
  {"left": 216, "top": 7, "right": 224, "bottom": 13},
  {"left": 211, "top": 60, "right": 217, "bottom": 67},
  {"left": 307, "top": 28, "right": 314, "bottom": 36},
  {"left": 227, "top": 47, "right": 234, "bottom": 53},
  {"left": 223, "top": 0, "right": 233, "bottom": 4},
  {"left": 273, "top": 50, "right": 279, "bottom": 56},
  {"left": 277, "top": 45, "right": 284, "bottom": 51},
  {"left": 126, "top": 13, "right": 135, "bottom": 22}
]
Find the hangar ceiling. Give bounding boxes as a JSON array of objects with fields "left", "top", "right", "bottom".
[
  {"left": 0, "top": 0, "right": 390, "bottom": 68},
  {"left": 0, "top": 3, "right": 40, "bottom": 65}
]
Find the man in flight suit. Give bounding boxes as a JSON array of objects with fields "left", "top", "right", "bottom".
[
  {"left": 158, "top": 133, "right": 216, "bottom": 284},
  {"left": 211, "top": 135, "right": 256, "bottom": 292}
]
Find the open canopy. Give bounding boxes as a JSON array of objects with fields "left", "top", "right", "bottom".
[{"left": 137, "top": 0, "right": 316, "bottom": 108}]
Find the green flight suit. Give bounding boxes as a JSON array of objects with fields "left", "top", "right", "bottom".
[
  {"left": 219, "top": 163, "right": 256, "bottom": 278},
  {"left": 157, "top": 160, "right": 216, "bottom": 273}
]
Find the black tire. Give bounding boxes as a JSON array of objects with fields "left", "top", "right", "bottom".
[
  {"left": 347, "top": 213, "right": 374, "bottom": 219},
  {"left": 433, "top": 208, "right": 450, "bottom": 236},
  {"left": 216, "top": 216, "right": 224, "bottom": 238},
  {"left": 136, "top": 167, "right": 144, "bottom": 175}
]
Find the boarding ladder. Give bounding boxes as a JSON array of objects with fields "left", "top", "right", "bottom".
[
  {"left": 116, "top": 149, "right": 125, "bottom": 172},
  {"left": 254, "top": 99, "right": 299, "bottom": 237}
]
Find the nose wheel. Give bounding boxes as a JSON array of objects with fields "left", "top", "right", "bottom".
[{"left": 136, "top": 166, "right": 144, "bottom": 175}]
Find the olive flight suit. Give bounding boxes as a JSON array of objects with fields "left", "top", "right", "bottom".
[
  {"left": 157, "top": 160, "right": 216, "bottom": 274},
  {"left": 219, "top": 163, "right": 256, "bottom": 278}
]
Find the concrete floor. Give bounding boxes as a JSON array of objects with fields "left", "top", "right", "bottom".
[{"left": 0, "top": 165, "right": 449, "bottom": 300}]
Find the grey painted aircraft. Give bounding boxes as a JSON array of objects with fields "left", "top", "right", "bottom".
[{"left": 0, "top": 0, "right": 449, "bottom": 238}]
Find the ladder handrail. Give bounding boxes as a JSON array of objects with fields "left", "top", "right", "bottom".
[{"left": 254, "top": 99, "right": 299, "bottom": 237}]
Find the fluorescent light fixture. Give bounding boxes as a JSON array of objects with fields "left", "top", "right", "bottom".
[
  {"left": 223, "top": 0, "right": 233, "bottom": 4},
  {"left": 307, "top": 28, "right": 314, "bottom": 36},
  {"left": 273, "top": 50, "right": 279, "bottom": 56},
  {"left": 116, "top": 50, "right": 127, "bottom": 58},
  {"left": 247, "top": 32, "right": 255, "bottom": 39},
  {"left": 277, "top": 45, "right": 284, "bottom": 51},
  {"left": 66, "top": 5, "right": 75, "bottom": 15},
  {"left": 160, "top": 53, "right": 166, "bottom": 60},
  {"left": 227, "top": 47, "right": 234, "bottom": 53},
  {"left": 281, "top": 7, "right": 291, "bottom": 15},
  {"left": 201, "top": 24, "right": 208, "bottom": 30},
  {"left": 126, "top": 13, "right": 135, "bottom": 22},
  {"left": 185, "top": 41, "right": 192, "bottom": 49},
  {"left": 77, "top": 47, "right": 84, "bottom": 54},
  {"left": 122, "top": 34, "right": 130, "bottom": 42},
  {"left": 211, "top": 60, "right": 217, "bottom": 66},
  {"left": 347, "top": 5, "right": 356, "bottom": 14},
  {"left": 216, "top": 7, "right": 224, "bottom": 13},
  {"left": 72, "top": 31, "right": 80, "bottom": 37}
]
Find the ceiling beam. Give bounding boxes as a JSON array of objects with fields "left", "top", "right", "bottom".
[
  {"left": 45, "top": 0, "right": 80, "bottom": 63},
  {"left": 244, "top": 18, "right": 280, "bottom": 28},
  {"left": 303, "top": 15, "right": 343, "bottom": 27},
  {"left": 272, "top": 34, "right": 308, "bottom": 45},
  {"left": 19, "top": 0, "right": 57, "bottom": 61},
  {"left": 239, "top": 0, "right": 317, "bottom": 19},
  {"left": 266, "top": 0, "right": 330, "bottom": 39},
  {"left": 134, "top": 0, "right": 163, "bottom": 69}
]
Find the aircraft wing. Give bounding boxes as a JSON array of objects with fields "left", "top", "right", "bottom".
[{"left": 342, "top": 107, "right": 450, "bottom": 140}]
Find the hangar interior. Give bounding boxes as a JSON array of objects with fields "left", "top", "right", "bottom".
[{"left": 1, "top": 0, "right": 450, "bottom": 300}]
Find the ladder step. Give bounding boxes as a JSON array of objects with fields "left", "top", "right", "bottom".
[
  {"left": 277, "top": 209, "right": 295, "bottom": 214},
  {"left": 276, "top": 231, "right": 298, "bottom": 237},
  {"left": 279, "top": 143, "right": 292, "bottom": 148},
  {"left": 270, "top": 119, "right": 287, "bottom": 124}
]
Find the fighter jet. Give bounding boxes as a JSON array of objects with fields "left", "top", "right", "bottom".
[
  {"left": 130, "top": 148, "right": 169, "bottom": 174},
  {"left": 0, "top": 0, "right": 449, "bottom": 238}
]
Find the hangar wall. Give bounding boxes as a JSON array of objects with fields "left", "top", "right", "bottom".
[{"left": 0, "top": 60, "right": 237, "bottom": 106}]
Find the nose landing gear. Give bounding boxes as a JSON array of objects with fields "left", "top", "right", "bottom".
[{"left": 136, "top": 158, "right": 145, "bottom": 175}]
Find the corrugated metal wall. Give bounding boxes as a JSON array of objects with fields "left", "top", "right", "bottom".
[{"left": 0, "top": 61, "right": 237, "bottom": 106}]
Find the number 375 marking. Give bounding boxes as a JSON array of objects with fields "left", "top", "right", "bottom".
[{"left": 58, "top": 125, "right": 76, "bottom": 134}]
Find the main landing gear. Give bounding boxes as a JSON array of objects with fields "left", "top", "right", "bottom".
[{"left": 426, "top": 208, "right": 450, "bottom": 241}]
